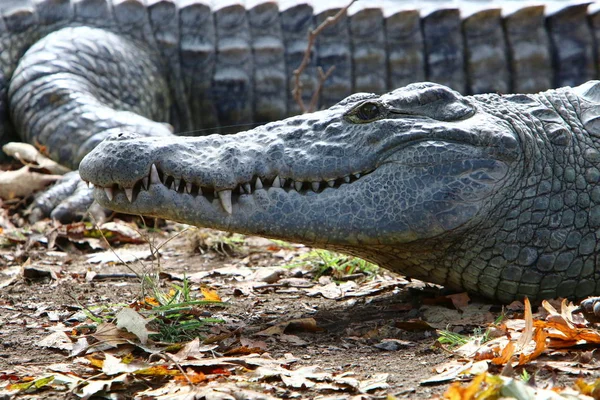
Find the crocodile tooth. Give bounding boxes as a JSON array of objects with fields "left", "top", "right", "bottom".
[
  {"left": 125, "top": 188, "right": 133, "bottom": 202},
  {"left": 343, "top": 176, "right": 350, "bottom": 183},
  {"left": 218, "top": 190, "right": 233, "bottom": 214},
  {"left": 294, "top": 181, "right": 303, "bottom": 191},
  {"left": 89, "top": 182, "right": 94, "bottom": 189},
  {"left": 243, "top": 183, "right": 251, "bottom": 194},
  {"left": 327, "top": 180, "right": 335, "bottom": 187},
  {"left": 255, "top": 177, "right": 263, "bottom": 190},
  {"left": 142, "top": 176, "right": 148, "bottom": 190},
  {"left": 311, "top": 182, "right": 320, "bottom": 192},
  {"left": 272, "top": 176, "right": 281, "bottom": 188},
  {"left": 186, "top": 183, "right": 192, "bottom": 194},
  {"left": 104, "top": 187, "right": 114, "bottom": 201},
  {"left": 150, "top": 164, "right": 160, "bottom": 184},
  {"left": 239, "top": 184, "right": 245, "bottom": 194},
  {"left": 85, "top": 181, "right": 90, "bottom": 188},
  {"left": 354, "top": 173, "right": 361, "bottom": 179},
  {"left": 174, "top": 178, "right": 181, "bottom": 191}
]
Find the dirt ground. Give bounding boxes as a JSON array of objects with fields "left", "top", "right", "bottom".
[
  {"left": 0, "top": 218, "right": 488, "bottom": 399},
  {"left": 0, "top": 219, "right": 596, "bottom": 399}
]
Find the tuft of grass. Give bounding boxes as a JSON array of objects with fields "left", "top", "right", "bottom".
[
  {"left": 86, "top": 215, "right": 226, "bottom": 343},
  {"left": 282, "top": 249, "right": 379, "bottom": 279},
  {"left": 142, "top": 274, "right": 226, "bottom": 343},
  {"left": 437, "top": 330, "right": 470, "bottom": 348},
  {"left": 520, "top": 369, "right": 531, "bottom": 383},
  {"left": 438, "top": 313, "right": 507, "bottom": 349}
]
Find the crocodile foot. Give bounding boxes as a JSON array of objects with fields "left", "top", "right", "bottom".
[{"left": 27, "top": 171, "right": 107, "bottom": 224}]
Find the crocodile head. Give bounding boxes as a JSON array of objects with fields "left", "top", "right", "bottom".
[{"left": 80, "top": 83, "right": 522, "bottom": 293}]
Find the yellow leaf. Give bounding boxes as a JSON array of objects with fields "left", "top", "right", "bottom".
[
  {"left": 201, "top": 287, "right": 222, "bottom": 302},
  {"left": 86, "top": 355, "right": 105, "bottom": 369},
  {"left": 134, "top": 365, "right": 180, "bottom": 376}
]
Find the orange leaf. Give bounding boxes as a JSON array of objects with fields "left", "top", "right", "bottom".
[
  {"left": 205, "top": 367, "right": 231, "bottom": 376},
  {"left": 145, "top": 297, "right": 160, "bottom": 307},
  {"left": 175, "top": 370, "right": 206, "bottom": 384},
  {"left": 201, "top": 287, "right": 222, "bottom": 302},
  {"left": 518, "top": 327, "right": 547, "bottom": 365},
  {"left": 491, "top": 341, "right": 515, "bottom": 365},
  {"left": 443, "top": 372, "right": 487, "bottom": 400}
]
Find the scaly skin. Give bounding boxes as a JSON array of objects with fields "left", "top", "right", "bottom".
[
  {"left": 1, "top": 0, "right": 599, "bottom": 221},
  {"left": 80, "top": 81, "right": 600, "bottom": 302}
]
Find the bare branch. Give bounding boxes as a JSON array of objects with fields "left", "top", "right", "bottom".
[{"left": 292, "top": 0, "right": 357, "bottom": 113}]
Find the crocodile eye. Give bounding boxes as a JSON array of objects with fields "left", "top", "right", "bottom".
[
  {"left": 345, "top": 101, "right": 383, "bottom": 123},
  {"left": 357, "top": 102, "right": 379, "bottom": 120}
]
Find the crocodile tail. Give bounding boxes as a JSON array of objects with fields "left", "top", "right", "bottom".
[{"left": 0, "top": 0, "right": 76, "bottom": 158}]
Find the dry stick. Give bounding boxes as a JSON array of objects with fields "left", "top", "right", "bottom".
[{"left": 292, "top": 0, "right": 357, "bottom": 113}]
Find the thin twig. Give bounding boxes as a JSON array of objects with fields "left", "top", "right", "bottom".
[
  {"left": 308, "top": 66, "right": 336, "bottom": 113},
  {"left": 292, "top": 0, "right": 357, "bottom": 113}
]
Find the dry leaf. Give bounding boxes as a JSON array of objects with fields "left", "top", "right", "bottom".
[
  {"left": 201, "top": 287, "right": 222, "bottom": 302},
  {"left": 115, "top": 308, "right": 154, "bottom": 344},
  {"left": 92, "top": 322, "right": 132, "bottom": 346},
  {"left": 447, "top": 292, "right": 471, "bottom": 311},
  {"left": 37, "top": 331, "right": 73, "bottom": 351},
  {"left": 256, "top": 318, "right": 322, "bottom": 336},
  {"left": 0, "top": 166, "right": 61, "bottom": 199}
]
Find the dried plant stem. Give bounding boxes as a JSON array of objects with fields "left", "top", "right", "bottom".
[{"left": 292, "top": 0, "right": 357, "bottom": 113}]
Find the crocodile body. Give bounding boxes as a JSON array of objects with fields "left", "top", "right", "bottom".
[
  {"left": 80, "top": 81, "right": 600, "bottom": 303},
  {"left": 2, "top": 0, "right": 600, "bottom": 169}
]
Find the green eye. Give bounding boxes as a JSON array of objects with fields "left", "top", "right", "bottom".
[{"left": 345, "top": 101, "right": 383, "bottom": 123}]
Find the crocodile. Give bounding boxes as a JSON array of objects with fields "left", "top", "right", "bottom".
[
  {"left": 2, "top": 0, "right": 600, "bottom": 169},
  {"left": 80, "top": 80, "right": 600, "bottom": 303}
]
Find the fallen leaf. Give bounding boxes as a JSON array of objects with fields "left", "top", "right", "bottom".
[
  {"left": 516, "top": 297, "right": 534, "bottom": 351},
  {"left": 0, "top": 166, "right": 61, "bottom": 199},
  {"left": 518, "top": 327, "right": 547, "bottom": 365},
  {"left": 0, "top": 265, "right": 21, "bottom": 288},
  {"left": 37, "top": 331, "right": 73, "bottom": 351},
  {"left": 491, "top": 341, "right": 515, "bottom": 366},
  {"left": 91, "top": 322, "right": 133, "bottom": 347},
  {"left": 174, "top": 369, "right": 206, "bottom": 384},
  {"left": 133, "top": 365, "right": 179, "bottom": 376},
  {"left": 421, "top": 361, "right": 473, "bottom": 386},
  {"left": 256, "top": 318, "right": 322, "bottom": 336},
  {"left": 201, "top": 287, "right": 222, "bottom": 302},
  {"left": 374, "top": 339, "right": 415, "bottom": 351},
  {"left": 447, "top": 292, "right": 471, "bottom": 311},
  {"left": 102, "top": 354, "right": 145, "bottom": 376},
  {"left": 75, "top": 373, "right": 130, "bottom": 399},
  {"left": 115, "top": 308, "right": 154, "bottom": 344},
  {"left": 359, "top": 373, "right": 389, "bottom": 393},
  {"left": 2, "top": 142, "right": 70, "bottom": 175},
  {"left": 7, "top": 375, "right": 55, "bottom": 393},
  {"left": 86, "top": 248, "right": 155, "bottom": 264},
  {"left": 224, "top": 346, "right": 264, "bottom": 356},
  {"left": 172, "top": 338, "right": 217, "bottom": 362}
]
